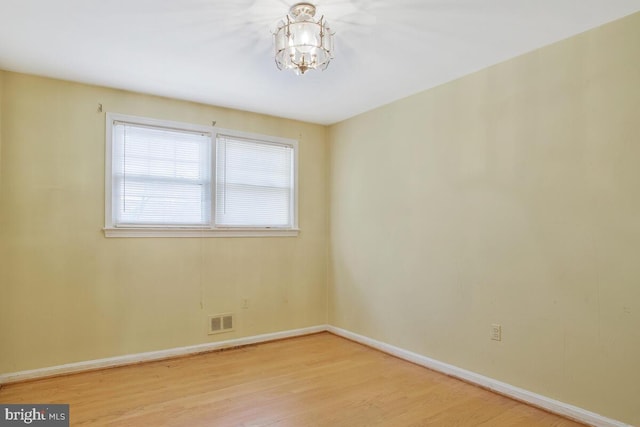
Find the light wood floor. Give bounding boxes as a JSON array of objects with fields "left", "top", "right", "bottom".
[{"left": 0, "top": 332, "right": 585, "bottom": 426}]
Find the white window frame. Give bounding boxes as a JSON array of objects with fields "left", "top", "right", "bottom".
[{"left": 104, "top": 112, "right": 299, "bottom": 238}]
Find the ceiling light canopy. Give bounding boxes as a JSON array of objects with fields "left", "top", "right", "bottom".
[{"left": 274, "top": 2, "right": 334, "bottom": 75}]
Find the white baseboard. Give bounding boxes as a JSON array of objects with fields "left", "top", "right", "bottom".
[
  {"left": 327, "top": 326, "right": 631, "bottom": 427},
  {"left": 1, "top": 324, "right": 630, "bottom": 427},
  {"left": 0, "top": 325, "right": 327, "bottom": 385}
]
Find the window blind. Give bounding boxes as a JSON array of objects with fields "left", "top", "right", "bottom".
[
  {"left": 112, "top": 122, "right": 211, "bottom": 226},
  {"left": 216, "top": 135, "right": 294, "bottom": 227}
]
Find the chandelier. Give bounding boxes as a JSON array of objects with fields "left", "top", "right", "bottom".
[{"left": 273, "top": 3, "right": 334, "bottom": 75}]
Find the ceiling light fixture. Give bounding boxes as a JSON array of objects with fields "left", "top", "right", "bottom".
[{"left": 273, "top": 2, "right": 334, "bottom": 75}]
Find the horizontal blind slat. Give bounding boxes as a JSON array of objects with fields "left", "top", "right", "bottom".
[
  {"left": 216, "top": 136, "right": 293, "bottom": 227},
  {"left": 113, "top": 122, "right": 211, "bottom": 226}
]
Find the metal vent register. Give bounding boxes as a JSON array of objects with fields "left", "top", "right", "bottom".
[{"left": 208, "top": 314, "right": 234, "bottom": 335}]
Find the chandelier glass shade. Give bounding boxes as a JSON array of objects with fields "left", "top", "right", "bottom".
[{"left": 274, "top": 3, "right": 334, "bottom": 75}]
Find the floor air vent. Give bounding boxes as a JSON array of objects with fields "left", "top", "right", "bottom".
[{"left": 208, "top": 313, "right": 234, "bottom": 335}]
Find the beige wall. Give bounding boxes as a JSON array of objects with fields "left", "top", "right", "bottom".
[
  {"left": 329, "top": 12, "right": 640, "bottom": 425},
  {"left": 0, "top": 70, "right": 3, "bottom": 173},
  {"left": 0, "top": 70, "right": 4, "bottom": 372},
  {"left": 0, "top": 72, "right": 328, "bottom": 374}
]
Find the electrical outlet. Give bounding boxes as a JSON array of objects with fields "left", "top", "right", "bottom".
[{"left": 491, "top": 324, "right": 502, "bottom": 341}]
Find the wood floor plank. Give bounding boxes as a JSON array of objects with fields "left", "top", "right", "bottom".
[{"left": 0, "top": 332, "right": 586, "bottom": 426}]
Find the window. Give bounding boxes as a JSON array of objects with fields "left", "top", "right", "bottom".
[
  {"left": 105, "top": 113, "right": 298, "bottom": 237},
  {"left": 216, "top": 134, "right": 295, "bottom": 228},
  {"left": 110, "top": 119, "right": 212, "bottom": 227}
]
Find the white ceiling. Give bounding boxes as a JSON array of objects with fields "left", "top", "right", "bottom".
[{"left": 0, "top": 1, "right": 639, "bottom": 125}]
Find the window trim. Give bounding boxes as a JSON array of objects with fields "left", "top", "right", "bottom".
[{"left": 104, "top": 112, "right": 299, "bottom": 238}]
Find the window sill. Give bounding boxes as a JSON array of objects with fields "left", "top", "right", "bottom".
[{"left": 103, "top": 227, "right": 300, "bottom": 238}]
